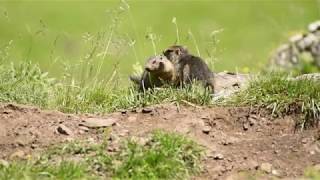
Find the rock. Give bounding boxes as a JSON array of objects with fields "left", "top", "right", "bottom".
[
  {"left": 78, "top": 126, "right": 89, "bottom": 132},
  {"left": 301, "top": 138, "right": 308, "bottom": 144},
  {"left": 248, "top": 117, "right": 256, "bottom": 126},
  {"left": 57, "top": 124, "right": 73, "bottom": 135},
  {"left": 260, "top": 163, "right": 272, "bottom": 173},
  {"left": 213, "top": 153, "right": 224, "bottom": 160},
  {"left": 142, "top": 108, "right": 153, "bottom": 113},
  {"left": 119, "top": 109, "right": 127, "bottom": 114},
  {"left": 243, "top": 123, "right": 249, "bottom": 131},
  {"left": 0, "top": 159, "right": 9, "bottom": 167},
  {"left": 309, "top": 20, "right": 320, "bottom": 32},
  {"left": 271, "top": 169, "right": 281, "bottom": 177},
  {"left": 202, "top": 126, "right": 211, "bottom": 134},
  {"left": 10, "top": 150, "right": 25, "bottom": 160},
  {"left": 293, "top": 73, "right": 320, "bottom": 82},
  {"left": 80, "top": 118, "right": 118, "bottom": 128},
  {"left": 31, "top": 143, "right": 38, "bottom": 149}
]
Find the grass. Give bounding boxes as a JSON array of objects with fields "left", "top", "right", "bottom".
[
  {"left": 0, "top": 61, "right": 319, "bottom": 129},
  {"left": 230, "top": 73, "right": 320, "bottom": 129},
  {"left": 0, "top": 130, "right": 204, "bottom": 180},
  {"left": 0, "top": 61, "right": 212, "bottom": 114}
]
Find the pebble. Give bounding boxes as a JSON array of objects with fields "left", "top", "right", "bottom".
[
  {"left": 78, "top": 126, "right": 89, "bottom": 132},
  {"left": 243, "top": 123, "right": 249, "bottom": 131},
  {"left": 142, "top": 108, "right": 153, "bottom": 113},
  {"left": 271, "top": 169, "right": 281, "bottom": 177},
  {"left": 57, "top": 124, "right": 73, "bottom": 135},
  {"left": 202, "top": 126, "right": 211, "bottom": 134},
  {"left": 260, "top": 162, "right": 272, "bottom": 173},
  {"left": 213, "top": 153, "right": 224, "bottom": 160}
]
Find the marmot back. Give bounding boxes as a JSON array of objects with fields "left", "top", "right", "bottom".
[{"left": 163, "top": 45, "right": 215, "bottom": 93}]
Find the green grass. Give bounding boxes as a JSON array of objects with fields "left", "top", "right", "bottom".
[
  {"left": 0, "top": 62, "right": 54, "bottom": 108},
  {"left": 0, "top": 130, "right": 204, "bottom": 180},
  {"left": 230, "top": 73, "right": 320, "bottom": 129},
  {"left": 0, "top": 61, "right": 212, "bottom": 114}
]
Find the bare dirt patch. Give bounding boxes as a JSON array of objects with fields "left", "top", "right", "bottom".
[{"left": 0, "top": 103, "right": 319, "bottom": 179}]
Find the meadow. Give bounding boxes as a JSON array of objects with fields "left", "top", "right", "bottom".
[{"left": 0, "top": 0, "right": 319, "bottom": 82}]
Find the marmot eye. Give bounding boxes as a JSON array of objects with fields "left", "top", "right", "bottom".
[{"left": 152, "top": 60, "right": 156, "bottom": 64}]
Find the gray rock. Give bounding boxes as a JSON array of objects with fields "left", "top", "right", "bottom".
[
  {"left": 213, "top": 72, "right": 251, "bottom": 100},
  {"left": 293, "top": 73, "right": 320, "bottom": 82},
  {"left": 308, "top": 20, "right": 320, "bottom": 33}
]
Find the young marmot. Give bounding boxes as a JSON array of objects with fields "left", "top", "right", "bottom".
[
  {"left": 163, "top": 45, "right": 215, "bottom": 93},
  {"left": 130, "top": 55, "right": 176, "bottom": 91}
]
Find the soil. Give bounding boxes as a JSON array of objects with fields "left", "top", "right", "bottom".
[{"left": 0, "top": 103, "right": 319, "bottom": 179}]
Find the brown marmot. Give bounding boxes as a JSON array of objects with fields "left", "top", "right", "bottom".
[{"left": 163, "top": 45, "right": 215, "bottom": 93}]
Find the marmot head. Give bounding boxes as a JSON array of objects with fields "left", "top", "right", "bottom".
[
  {"left": 163, "top": 45, "right": 188, "bottom": 62},
  {"left": 145, "top": 55, "right": 173, "bottom": 74}
]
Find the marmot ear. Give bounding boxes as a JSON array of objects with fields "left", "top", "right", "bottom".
[{"left": 175, "top": 49, "right": 180, "bottom": 55}]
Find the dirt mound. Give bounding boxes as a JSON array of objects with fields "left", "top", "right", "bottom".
[{"left": 0, "top": 103, "right": 319, "bottom": 179}]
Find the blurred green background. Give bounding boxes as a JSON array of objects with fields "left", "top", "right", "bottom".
[{"left": 0, "top": 0, "right": 319, "bottom": 82}]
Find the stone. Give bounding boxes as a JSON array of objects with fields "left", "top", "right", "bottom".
[
  {"left": 260, "top": 162, "right": 272, "bottom": 173},
  {"left": 202, "top": 126, "right": 211, "bottom": 134},
  {"left": 213, "top": 153, "right": 224, "bottom": 160},
  {"left": 243, "top": 123, "right": 249, "bottom": 131},
  {"left": 248, "top": 117, "right": 256, "bottom": 126},
  {"left": 78, "top": 126, "right": 89, "bottom": 132},
  {"left": 57, "top": 124, "right": 73, "bottom": 135},
  {"left": 309, "top": 20, "right": 320, "bottom": 32},
  {"left": 271, "top": 169, "right": 281, "bottom": 177},
  {"left": 142, "top": 108, "right": 153, "bottom": 113},
  {"left": 80, "top": 118, "right": 118, "bottom": 128}
]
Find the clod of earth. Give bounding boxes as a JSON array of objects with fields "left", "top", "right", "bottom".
[{"left": 57, "top": 124, "right": 73, "bottom": 135}]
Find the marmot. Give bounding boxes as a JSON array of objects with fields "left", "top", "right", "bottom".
[
  {"left": 130, "top": 55, "right": 176, "bottom": 91},
  {"left": 163, "top": 45, "right": 215, "bottom": 93}
]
